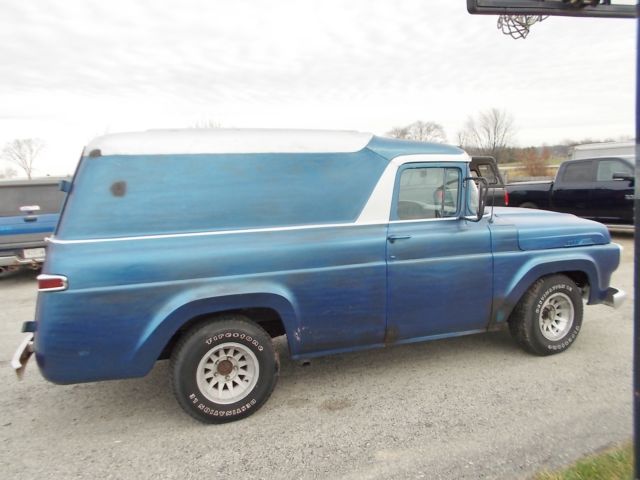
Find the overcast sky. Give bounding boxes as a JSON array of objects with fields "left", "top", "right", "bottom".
[{"left": 0, "top": 0, "right": 635, "bottom": 176}]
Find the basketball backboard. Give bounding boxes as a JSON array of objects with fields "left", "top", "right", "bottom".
[{"left": 467, "top": 0, "right": 637, "bottom": 18}]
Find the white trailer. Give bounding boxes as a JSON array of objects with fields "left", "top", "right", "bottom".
[{"left": 570, "top": 141, "right": 635, "bottom": 160}]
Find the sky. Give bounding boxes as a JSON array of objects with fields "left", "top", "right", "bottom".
[{"left": 0, "top": 0, "right": 636, "bottom": 177}]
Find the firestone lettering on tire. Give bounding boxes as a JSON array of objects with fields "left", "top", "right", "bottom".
[
  {"left": 205, "top": 334, "right": 264, "bottom": 351},
  {"left": 188, "top": 394, "right": 257, "bottom": 417}
]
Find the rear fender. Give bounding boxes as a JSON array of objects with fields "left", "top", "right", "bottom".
[{"left": 130, "top": 285, "right": 298, "bottom": 374}]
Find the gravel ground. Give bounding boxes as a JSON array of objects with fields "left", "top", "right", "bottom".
[{"left": 0, "top": 233, "right": 634, "bottom": 480}]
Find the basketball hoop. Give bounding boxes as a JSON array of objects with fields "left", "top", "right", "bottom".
[{"left": 497, "top": 14, "right": 549, "bottom": 39}]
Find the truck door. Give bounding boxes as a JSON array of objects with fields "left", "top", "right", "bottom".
[
  {"left": 552, "top": 160, "right": 596, "bottom": 219},
  {"left": 589, "top": 158, "right": 634, "bottom": 224},
  {"left": 385, "top": 163, "right": 493, "bottom": 341}
]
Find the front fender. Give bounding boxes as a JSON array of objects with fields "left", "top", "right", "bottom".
[{"left": 492, "top": 254, "right": 602, "bottom": 326}]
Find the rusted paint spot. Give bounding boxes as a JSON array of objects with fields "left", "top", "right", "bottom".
[
  {"left": 110, "top": 181, "right": 127, "bottom": 197},
  {"left": 384, "top": 326, "right": 399, "bottom": 345}
]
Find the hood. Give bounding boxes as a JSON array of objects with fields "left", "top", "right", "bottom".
[{"left": 490, "top": 207, "right": 610, "bottom": 251}]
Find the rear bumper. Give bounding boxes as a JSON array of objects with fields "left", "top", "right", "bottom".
[
  {"left": 11, "top": 333, "right": 34, "bottom": 379},
  {"left": 0, "top": 243, "right": 47, "bottom": 267},
  {"left": 0, "top": 254, "right": 45, "bottom": 267},
  {"left": 603, "top": 287, "right": 626, "bottom": 309}
]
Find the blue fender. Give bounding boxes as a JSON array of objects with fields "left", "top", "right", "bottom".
[
  {"left": 492, "top": 255, "right": 600, "bottom": 325},
  {"left": 129, "top": 283, "right": 299, "bottom": 376}
]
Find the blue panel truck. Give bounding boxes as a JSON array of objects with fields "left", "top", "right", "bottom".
[{"left": 12, "top": 129, "right": 625, "bottom": 423}]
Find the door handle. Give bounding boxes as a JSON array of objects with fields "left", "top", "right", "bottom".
[
  {"left": 20, "top": 205, "right": 40, "bottom": 222},
  {"left": 387, "top": 235, "right": 411, "bottom": 243}
]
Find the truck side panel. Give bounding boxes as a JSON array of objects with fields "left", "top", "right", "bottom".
[{"left": 35, "top": 224, "right": 388, "bottom": 383}]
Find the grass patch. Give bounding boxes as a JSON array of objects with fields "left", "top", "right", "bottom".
[{"left": 536, "top": 442, "right": 633, "bottom": 480}]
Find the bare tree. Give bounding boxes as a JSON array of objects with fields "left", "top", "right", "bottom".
[
  {"left": 518, "top": 146, "right": 551, "bottom": 177},
  {"left": 457, "top": 108, "right": 516, "bottom": 162},
  {"left": 1, "top": 139, "right": 44, "bottom": 179},
  {"left": 387, "top": 126, "right": 410, "bottom": 139},
  {"left": 190, "top": 119, "right": 223, "bottom": 129},
  {"left": 387, "top": 121, "right": 447, "bottom": 143},
  {"left": 0, "top": 166, "right": 18, "bottom": 179},
  {"left": 456, "top": 130, "right": 471, "bottom": 150}
]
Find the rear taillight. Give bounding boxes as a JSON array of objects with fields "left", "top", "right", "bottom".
[
  {"left": 37, "top": 274, "right": 68, "bottom": 292},
  {"left": 504, "top": 190, "right": 509, "bottom": 206}
]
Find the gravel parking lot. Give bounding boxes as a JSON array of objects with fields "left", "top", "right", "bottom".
[{"left": 0, "top": 233, "right": 634, "bottom": 480}]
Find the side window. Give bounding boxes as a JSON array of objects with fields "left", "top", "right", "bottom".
[
  {"left": 396, "top": 167, "right": 460, "bottom": 220},
  {"left": 561, "top": 161, "right": 594, "bottom": 183},
  {"left": 596, "top": 159, "right": 633, "bottom": 182}
]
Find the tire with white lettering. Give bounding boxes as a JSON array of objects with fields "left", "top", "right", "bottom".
[
  {"left": 508, "top": 275, "right": 583, "bottom": 356},
  {"left": 171, "top": 315, "right": 278, "bottom": 423}
]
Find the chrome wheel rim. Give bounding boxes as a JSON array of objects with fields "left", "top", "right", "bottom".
[
  {"left": 196, "top": 342, "right": 259, "bottom": 405},
  {"left": 538, "top": 292, "right": 574, "bottom": 341}
]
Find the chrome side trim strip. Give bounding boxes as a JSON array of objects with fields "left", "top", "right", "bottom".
[
  {"left": 389, "top": 217, "right": 459, "bottom": 225},
  {"left": 47, "top": 222, "right": 387, "bottom": 245}
]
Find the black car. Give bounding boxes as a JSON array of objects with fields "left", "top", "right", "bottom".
[{"left": 506, "top": 157, "right": 634, "bottom": 227}]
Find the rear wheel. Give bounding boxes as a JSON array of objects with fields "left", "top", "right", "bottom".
[
  {"left": 171, "top": 315, "right": 279, "bottom": 423},
  {"left": 509, "top": 275, "right": 583, "bottom": 356}
]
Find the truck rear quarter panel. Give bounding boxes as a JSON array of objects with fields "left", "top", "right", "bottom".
[{"left": 36, "top": 224, "right": 388, "bottom": 383}]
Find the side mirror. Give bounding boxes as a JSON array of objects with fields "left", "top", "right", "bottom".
[
  {"left": 462, "top": 177, "right": 488, "bottom": 222},
  {"left": 612, "top": 172, "right": 635, "bottom": 184}
]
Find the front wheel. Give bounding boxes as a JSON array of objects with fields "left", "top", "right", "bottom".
[
  {"left": 171, "top": 316, "right": 279, "bottom": 423},
  {"left": 509, "top": 275, "right": 583, "bottom": 356}
]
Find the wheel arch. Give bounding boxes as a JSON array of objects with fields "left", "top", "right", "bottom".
[
  {"left": 159, "top": 306, "right": 287, "bottom": 360},
  {"left": 131, "top": 292, "right": 299, "bottom": 375},
  {"left": 491, "top": 258, "right": 598, "bottom": 327}
]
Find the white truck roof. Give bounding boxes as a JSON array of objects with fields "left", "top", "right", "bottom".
[{"left": 85, "top": 129, "right": 375, "bottom": 156}]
